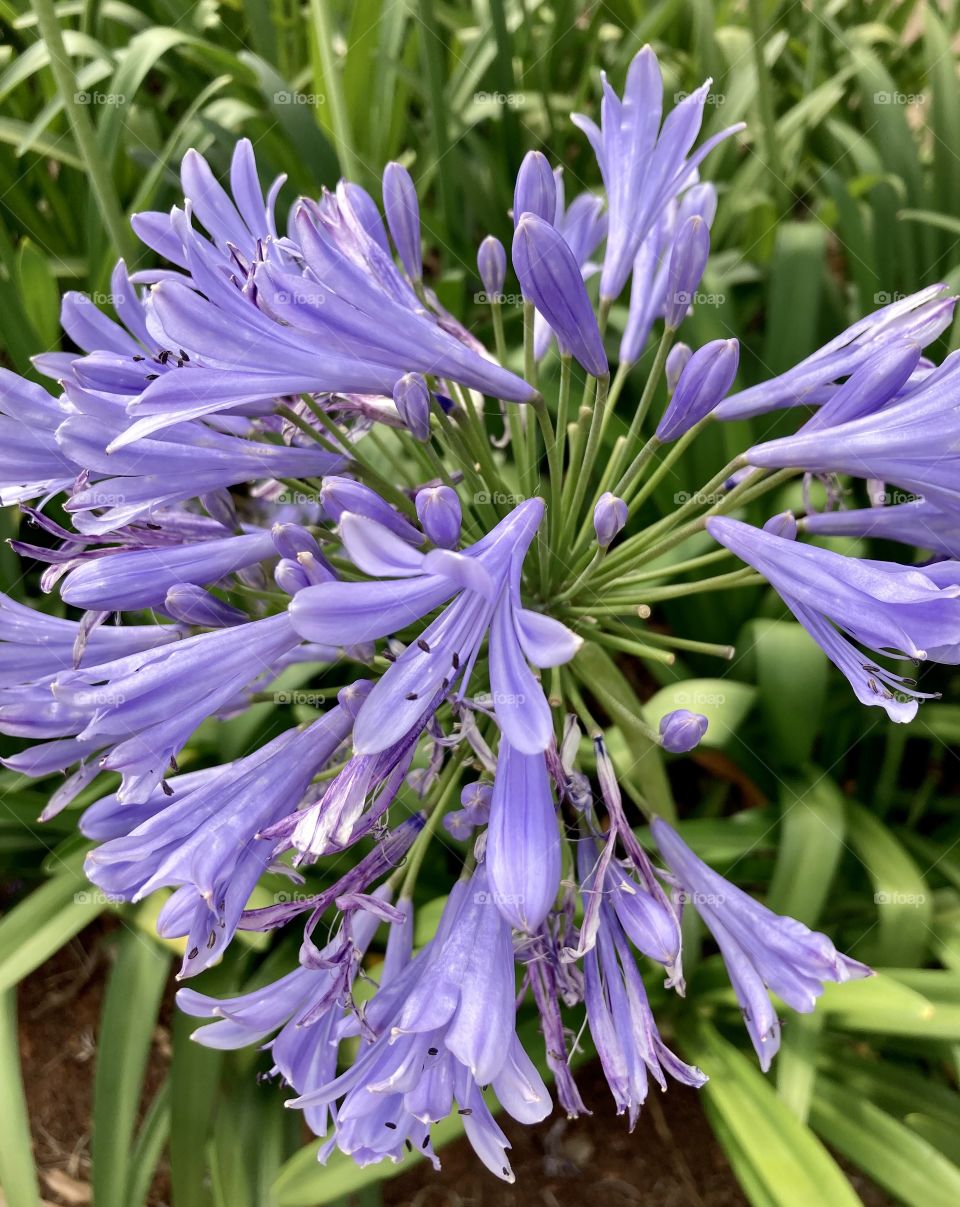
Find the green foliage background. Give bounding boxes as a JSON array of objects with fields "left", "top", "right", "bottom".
[{"left": 2, "top": 1, "right": 960, "bottom": 1204}]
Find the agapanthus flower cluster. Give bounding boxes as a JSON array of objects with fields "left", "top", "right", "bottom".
[{"left": 13, "top": 41, "right": 960, "bottom": 1181}]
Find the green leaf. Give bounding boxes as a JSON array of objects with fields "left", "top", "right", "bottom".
[
  {"left": 749, "top": 620, "right": 828, "bottom": 766},
  {"left": 767, "top": 771, "right": 845, "bottom": 926},
  {"left": 811, "top": 1077, "right": 960, "bottom": 1207},
  {"left": 0, "top": 854, "right": 106, "bottom": 994},
  {"left": 91, "top": 929, "right": 170, "bottom": 1207},
  {"left": 761, "top": 222, "right": 828, "bottom": 374},
  {"left": 126, "top": 1081, "right": 171, "bottom": 1207},
  {"left": 844, "top": 801, "right": 931, "bottom": 966},
  {"left": 685, "top": 1020, "right": 859, "bottom": 1207},
  {"left": 16, "top": 237, "right": 60, "bottom": 348},
  {"left": 0, "top": 990, "right": 42, "bottom": 1207}
]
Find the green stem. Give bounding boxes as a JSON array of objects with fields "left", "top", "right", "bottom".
[
  {"left": 747, "top": 0, "right": 788, "bottom": 211},
  {"left": 310, "top": 0, "right": 359, "bottom": 180},
  {"left": 33, "top": 0, "right": 135, "bottom": 263}
]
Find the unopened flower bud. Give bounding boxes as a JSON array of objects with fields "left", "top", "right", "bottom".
[
  {"left": 656, "top": 338, "right": 739, "bottom": 443},
  {"left": 513, "top": 214, "right": 608, "bottom": 377},
  {"left": 477, "top": 235, "right": 507, "bottom": 298},
  {"left": 393, "top": 372, "right": 432, "bottom": 442},
  {"left": 763, "top": 511, "right": 798, "bottom": 540},
  {"left": 513, "top": 150, "right": 557, "bottom": 225},
  {"left": 593, "top": 492, "right": 628, "bottom": 549},
  {"left": 416, "top": 485, "right": 462, "bottom": 548},
  {"left": 659, "top": 709, "right": 708, "bottom": 753},
  {"left": 164, "top": 584, "right": 246, "bottom": 627},
  {"left": 664, "top": 215, "right": 711, "bottom": 330},
  {"left": 665, "top": 342, "right": 692, "bottom": 394},
  {"left": 382, "top": 161, "right": 422, "bottom": 280},
  {"left": 320, "top": 475, "right": 423, "bottom": 543}
]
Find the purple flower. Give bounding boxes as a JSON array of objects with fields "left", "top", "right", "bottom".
[
  {"left": 290, "top": 869, "right": 551, "bottom": 1182},
  {"left": 477, "top": 235, "right": 507, "bottom": 298},
  {"left": 83, "top": 703, "right": 354, "bottom": 977},
  {"left": 0, "top": 369, "right": 77, "bottom": 504},
  {"left": 707, "top": 515, "right": 960, "bottom": 721},
  {"left": 652, "top": 818, "right": 871, "bottom": 1070},
  {"left": 656, "top": 338, "right": 738, "bottom": 442},
  {"left": 665, "top": 342, "right": 692, "bottom": 392},
  {"left": 577, "top": 839, "right": 705, "bottom": 1126},
  {"left": 486, "top": 741, "right": 560, "bottom": 932},
  {"left": 513, "top": 214, "right": 608, "bottom": 377},
  {"left": 659, "top": 709, "right": 708, "bottom": 753},
  {"left": 532, "top": 184, "right": 607, "bottom": 361},
  {"left": 803, "top": 499, "right": 960, "bottom": 559},
  {"left": 382, "top": 161, "right": 422, "bottom": 280},
  {"left": 593, "top": 492, "right": 628, "bottom": 548},
  {"left": 57, "top": 529, "right": 277, "bottom": 611},
  {"left": 744, "top": 346, "right": 960, "bottom": 513},
  {"left": 715, "top": 286, "right": 954, "bottom": 420},
  {"left": 2, "top": 613, "right": 302, "bottom": 802},
  {"left": 663, "top": 215, "right": 711, "bottom": 330},
  {"left": 289, "top": 498, "right": 581, "bottom": 755},
  {"left": 393, "top": 372, "right": 432, "bottom": 441},
  {"left": 513, "top": 150, "right": 557, "bottom": 224},
  {"left": 572, "top": 46, "right": 741, "bottom": 303},
  {"left": 416, "top": 485, "right": 461, "bottom": 548}
]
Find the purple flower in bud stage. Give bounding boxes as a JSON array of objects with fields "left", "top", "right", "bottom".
[
  {"left": 393, "top": 372, "right": 432, "bottom": 441},
  {"left": 513, "top": 150, "right": 557, "bottom": 224},
  {"left": 577, "top": 840, "right": 705, "bottom": 1127},
  {"left": 83, "top": 702, "right": 354, "bottom": 978},
  {"left": 513, "top": 214, "right": 608, "bottom": 378},
  {"left": 532, "top": 176, "right": 608, "bottom": 360},
  {"left": 477, "top": 235, "right": 507, "bottom": 298},
  {"left": 651, "top": 818, "right": 871, "bottom": 1071},
  {"left": 707, "top": 515, "right": 960, "bottom": 721},
  {"left": 486, "top": 741, "right": 560, "bottom": 932},
  {"left": 382, "top": 161, "right": 423, "bottom": 280},
  {"left": 618, "top": 184, "right": 717, "bottom": 365},
  {"left": 572, "top": 46, "right": 742, "bottom": 303},
  {"left": 665, "top": 342, "right": 692, "bottom": 393},
  {"left": 289, "top": 498, "right": 581, "bottom": 755},
  {"left": 593, "top": 492, "right": 628, "bottom": 549},
  {"left": 443, "top": 780, "right": 492, "bottom": 839},
  {"left": 715, "top": 285, "right": 955, "bottom": 420},
  {"left": 656, "top": 338, "right": 739, "bottom": 442},
  {"left": 291, "top": 869, "right": 551, "bottom": 1182},
  {"left": 163, "top": 583, "right": 247, "bottom": 627},
  {"left": 57, "top": 529, "right": 277, "bottom": 611},
  {"left": 763, "top": 511, "right": 798, "bottom": 540},
  {"left": 659, "top": 709, "right": 708, "bottom": 753},
  {"left": 416, "top": 485, "right": 461, "bottom": 548},
  {"left": 663, "top": 215, "right": 710, "bottom": 330},
  {"left": 803, "top": 499, "right": 960, "bottom": 559},
  {"left": 319, "top": 476, "right": 423, "bottom": 545}
]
